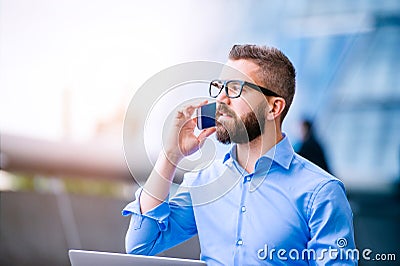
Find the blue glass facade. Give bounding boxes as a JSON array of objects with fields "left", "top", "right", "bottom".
[
  {"left": 228, "top": 1, "right": 400, "bottom": 191},
  {"left": 293, "top": 13, "right": 400, "bottom": 190}
]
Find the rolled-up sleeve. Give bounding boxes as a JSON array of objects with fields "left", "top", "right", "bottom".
[{"left": 122, "top": 182, "right": 197, "bottom": 255}]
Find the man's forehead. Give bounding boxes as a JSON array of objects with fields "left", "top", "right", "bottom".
[{"left": 219, "top": 59, "right": 260, "bottom": 82}]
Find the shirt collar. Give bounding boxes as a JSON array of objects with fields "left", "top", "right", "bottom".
[
  {"left": 223, "top": 145, "right": 235, "bottom": 164},
  {"left": 222, "top": 133, "right": 294, "bottom": 170}
]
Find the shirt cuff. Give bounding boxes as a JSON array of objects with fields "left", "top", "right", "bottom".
[{"left": 121, "top": 187, "right": 170, "bottom": 231}]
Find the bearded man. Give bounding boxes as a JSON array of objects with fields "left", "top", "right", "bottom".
[{"left": 122, "top": 45, "right": 357, "bottom": 265}]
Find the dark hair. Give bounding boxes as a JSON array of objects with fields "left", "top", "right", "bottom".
[{"left": 229, "top": 44, "right": 296, "bottom": 123}]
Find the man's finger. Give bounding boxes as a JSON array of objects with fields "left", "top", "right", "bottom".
[
  {"left": 198, "top": 127, "right": 216, "bottom": 145},
  {"left": 182, "top": 100, "right": 209, "bottom": 118},
  {"left": 193, "top": 100, "right": 209, "bottom": 109}
]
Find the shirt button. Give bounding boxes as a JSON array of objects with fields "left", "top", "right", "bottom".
[
  {"left": 246, "top": 176, "right": 251, "bottom": 182},
  {"left": 236, "top": 239, "right": 243, "bottom": 246},
  {"left": 241, "top": 206, "right": 246, "bottom": 212}
]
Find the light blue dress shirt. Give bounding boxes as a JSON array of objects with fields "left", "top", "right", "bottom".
[{"left": 122, "top": 135, "right": 357, "bottom": 265}]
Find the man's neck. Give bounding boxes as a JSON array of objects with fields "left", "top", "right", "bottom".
[{"left": 236, "top": 126, "right": 283, "bottom": 174}]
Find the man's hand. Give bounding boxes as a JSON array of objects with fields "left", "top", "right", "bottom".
[
  {"left": 140, "top": 100, "right": 216, "bottom": 213},
  {"left": 164, "top": 100, "right": 216, "bottom": 165}
]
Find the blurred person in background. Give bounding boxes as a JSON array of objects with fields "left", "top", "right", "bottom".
[
  {"left": 298, "top": 119, "right": 331, "bottom": 174},
  {"left": 122, "top": 45, "right": 357, "bottom": 265}
]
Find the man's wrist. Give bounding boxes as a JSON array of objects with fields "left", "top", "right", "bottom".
[{"left": 161, "top": 149, "right": 183, "bottom": 166}]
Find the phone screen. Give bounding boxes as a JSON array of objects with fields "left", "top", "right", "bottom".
[{"left": 197, "top": 102, "right": 216, "bottom": 129}]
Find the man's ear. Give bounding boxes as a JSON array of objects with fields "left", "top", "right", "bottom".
[{"left": 266, "top": 98, "right": 286, "bottom": 121}]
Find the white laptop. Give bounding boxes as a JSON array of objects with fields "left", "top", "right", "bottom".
[{"left": 69, "top": 250, "right": 207, "bottom": 266}]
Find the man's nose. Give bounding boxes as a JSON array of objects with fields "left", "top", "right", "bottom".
[{"left": 216, "top": 90, "right": 230, "bottom": 105}]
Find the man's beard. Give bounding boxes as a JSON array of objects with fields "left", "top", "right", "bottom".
[{"left": 216, "top": 102, "right": 266, "bottom": 144}]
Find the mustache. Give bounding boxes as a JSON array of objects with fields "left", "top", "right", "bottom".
[{"left": 216, "top": 103, "right": 236, "bottom": 117}]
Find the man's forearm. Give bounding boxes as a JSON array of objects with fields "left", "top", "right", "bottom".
[{"left": 139, "top": 152, "right": 179, "bottom": 214}]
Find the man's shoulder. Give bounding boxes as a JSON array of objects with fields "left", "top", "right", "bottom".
[{"left": 291, "top": 152, "right": 344, "bottom": 190}]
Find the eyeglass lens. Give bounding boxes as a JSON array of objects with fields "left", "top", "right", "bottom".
[{"left": 210, "top": 80, "right": 243, "bottom": 98}]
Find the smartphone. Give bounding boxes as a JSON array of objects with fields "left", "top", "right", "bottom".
[{"left": 197, "top": 102, "right": 216, "bottom": 129}]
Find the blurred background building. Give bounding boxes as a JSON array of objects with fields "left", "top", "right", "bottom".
[{"left": 1, "top": 0, "right": 399, "bottom": 265}]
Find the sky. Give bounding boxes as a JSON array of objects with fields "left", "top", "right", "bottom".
[{"left": 0, "top": 0, "right": 242, "bottom": 141}]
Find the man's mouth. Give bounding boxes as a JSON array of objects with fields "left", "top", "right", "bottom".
[
  {"left": 216, "top": 103, "right": 235, "bottom": 122},
  {"left": 216, "top": 109, "right": 234, "bottom": 122},
  {"left": 217, "top": 111, "right": 232, "bottom": 118}
]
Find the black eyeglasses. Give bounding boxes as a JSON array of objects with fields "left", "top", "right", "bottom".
[{"left": 209, "top": 79, "right": 282, "bottom": 99}]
